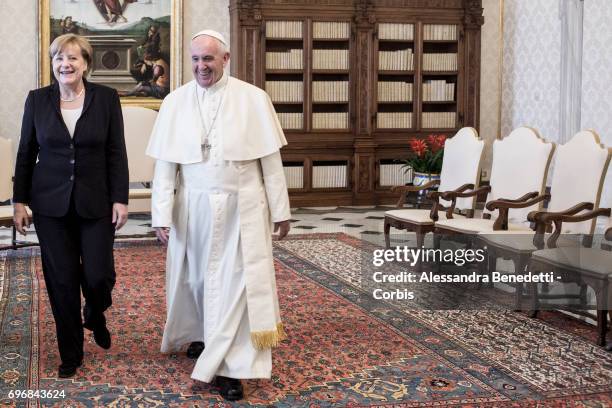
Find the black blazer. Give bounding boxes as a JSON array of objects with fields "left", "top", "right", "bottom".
[{"left": 13, "top": 80, "right": 129, "bottom": 218}]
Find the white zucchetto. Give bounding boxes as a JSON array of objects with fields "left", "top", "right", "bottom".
[{"left": 192, "top": 29, "right": 227, "bottom": 46}]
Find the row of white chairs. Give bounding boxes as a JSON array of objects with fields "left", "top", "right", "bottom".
[
  {"left": 384, "top": 126, "right": 612, "bottom": 347},
  {"left": 385, "top": 127, "right": 610, "bottom": 246}
]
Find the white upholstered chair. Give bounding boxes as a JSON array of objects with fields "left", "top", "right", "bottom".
[
  {"left": 529, "top": 213, "right": 611, "bottom": 347},
  {"left": 483, "top": 130, "right": 610, "bottom": 240},
  {"left": 434, "top": 127, "right": 555, "bottom": 235},
  {"left": 0, "top": 137, "right": 13, "bottom": 227},
  {"left": 479, "top": 130, "right": 611, "bottom": 308},
  {"left": 0, "top": 137, "right": 35, "bottom": 250},
  {"left": 383, "top": 127, "right": 484, "bottom": 248},
  {"left": 122, "top": 106, "right": 157, "bottom": 205}
]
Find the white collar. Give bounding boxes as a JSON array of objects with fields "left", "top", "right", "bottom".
[{"left": 196, "top": 73, "right": 228, "bottom": 100}]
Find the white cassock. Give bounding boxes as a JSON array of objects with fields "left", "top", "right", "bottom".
[{"left": 147, "top": 74, "right": 291, "bottom": 382}]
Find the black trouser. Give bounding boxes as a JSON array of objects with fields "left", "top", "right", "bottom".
[{"left": 33, "top": 202, "right": 116, "bottom": 366}]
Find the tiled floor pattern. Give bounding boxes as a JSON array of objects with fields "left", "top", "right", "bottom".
[{"left": 0, "top": 206, "right": 421, "bottom": 247}]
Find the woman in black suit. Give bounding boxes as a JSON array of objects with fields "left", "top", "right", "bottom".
[{"left": 13, "top": 34, "right": 129, "bottom": 378}]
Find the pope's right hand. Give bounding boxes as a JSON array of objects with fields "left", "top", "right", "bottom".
[
  {"left": 13, "top": 203, "right": 30, "bottom": 236},
  {"left": 155, "top": 227, "right": 170, "bottom": 245}
]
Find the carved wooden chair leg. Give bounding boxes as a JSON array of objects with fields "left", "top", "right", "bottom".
[
  {"left": 579, "top": 284, "right": 589, "bottom": 309},
  {"left": 415, "top": 231, "right": 424, "bottom": 249},
  {"left": 597, "top": 309, "right": 607, "bottom": 347},
  {"left": 514, "top": 283, "right": 523, "bottom": 311},
  {"left": 513, "top": 256, "right": 528, "bottom": 310},
  {"left": 384, "top": 220, "right": 391, "bottom": 249},
  {"left": 414, "top": 230, "right": 425, "bottom": 273},
  {"left": 477, "top": 249, "right": 488, "bottom": 290},
  {"left": 433, "top": 232, "right": 442, "bottom": 274},
  {"left": 596, "top": 285, "right": 608, "bottom": 347},
  {"left": 11, "top": 225, "right": 17, "bottom": 250},
  {"left": 607, "top": 311, "right": 612, "bottom": 351},
  {"left": 527, "top": 282, "right": 538, "bottom": 318},
  {"left": 486, "top": 250, "right": 496, "bottom": 288}
]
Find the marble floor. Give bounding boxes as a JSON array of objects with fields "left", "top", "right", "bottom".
[{"left": 0, "top": 206, "right": 419, "bottom": 248}]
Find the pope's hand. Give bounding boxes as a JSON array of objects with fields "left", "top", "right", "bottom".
[
  {"left": 155, "top": 227, "right": 170, "bottom": 244},
  {"left": 274, "top": 220, "right": 290, "bottom": 240}
]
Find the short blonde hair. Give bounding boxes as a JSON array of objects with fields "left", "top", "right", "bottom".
[{"left": 49, "top": 34, "right": 93, "bottom": 75}]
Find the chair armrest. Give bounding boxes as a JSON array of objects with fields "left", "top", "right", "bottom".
[
  {"left": 527, "top": 202, "right": 594, "bottom": 224},
  {"left": 540, "top": 207, "right": 610, "bottom": 224},
  {"left": 487, "top": 192, "right": 547, "bottom": 231},
  {"left": 390, "top": 180, "right": 440, "bottom": 208},
  {"left": 390, "top": 180, "right": 439, "bottom": 194},
  {"left": 441, "top": 185, "right": 490, "bottom": 200},
  {"left": 427, "top": 183, "right": 475, "bottom": 221},
  {"left": 495, "top": 191, "right": 539, "bottom": 203},
  {"left": 545, "top": 208, "right": 611, "bottom": 248},
  {"left": 530, "top": 203, "right": 596, "bottom": 248},
  {"left": 486, "top": 193, "right": 549, "bottom": 211},
  {"left": 427, "top": 183, "right": 473, "bottom": 201}
]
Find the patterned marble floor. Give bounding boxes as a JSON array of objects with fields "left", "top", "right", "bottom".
[{"left": 0, "top": 205, "right": 421, "bottom": 247}]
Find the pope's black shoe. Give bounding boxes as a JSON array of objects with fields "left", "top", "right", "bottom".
[
  {"left": 58, "top": 360, "right": 82, "bottom": 378},
  {"left": 93, "top": 325, "right": 111, "bottom": 350},
  {"left": 186, "top": 341, "right": 205, "bottom": 359},
  {"left": 214, "top": 376, "right": 244, "bottom": 401}
]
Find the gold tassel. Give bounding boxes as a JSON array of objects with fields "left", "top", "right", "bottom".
[{"left": 250, "top": 323, "right": 287, "bottom": 350}]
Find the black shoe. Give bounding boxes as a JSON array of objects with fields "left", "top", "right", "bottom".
[
  {"left": 93, "top": 325, "right": 111, "bottom": 349},
  {"left": 214, "top": 376, "right": 244, "bottom": 401},
  {"left": 186, "top": 341, "right": 205, "bottom": 359},
  {"left": 58, "top": 361, "right": 82, "bottom": 378}
]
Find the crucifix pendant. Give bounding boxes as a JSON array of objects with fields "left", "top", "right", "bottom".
[{"left": 201, "top": 140, "right": 212, "bottom": 160}]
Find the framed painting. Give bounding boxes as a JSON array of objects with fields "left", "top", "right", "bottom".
[{"left": 39, "top": 0, "right": 182, "bottom": 109}]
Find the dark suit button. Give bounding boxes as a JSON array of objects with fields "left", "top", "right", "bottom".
[
  {"left": 70, "top": 159, "right": 75, "bottom": 164},
  {"left": 70, "top": 175, "right": 74, "bottom": 181},
  {"left": 69, "top": 144, "right": 74, "bottom": 149}
]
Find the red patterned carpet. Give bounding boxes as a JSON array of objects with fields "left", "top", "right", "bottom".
[{"left": 1, "top": 234, "right": 611, "bottom": 407}]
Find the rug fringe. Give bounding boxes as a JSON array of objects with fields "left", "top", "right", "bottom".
[{"left": 251, "top": 323, "right": 286, "bottom": 350}]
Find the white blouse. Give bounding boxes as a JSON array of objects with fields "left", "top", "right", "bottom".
[{"left": 60, "top": 107, "right": 83, "bottom": 138}]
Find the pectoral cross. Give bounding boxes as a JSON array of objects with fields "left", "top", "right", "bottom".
[{"left": 201, "top": 138, "right": 212, "bottom": 160}]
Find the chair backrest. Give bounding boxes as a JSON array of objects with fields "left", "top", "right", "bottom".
[
  {"left": 438, "top": 127, "right": 484, "bottom": 210},
  {"left": 484, "top": 127, "right": 555, "bottom": 224},
  {"left": 548, "top": 130, "right": 611, "bottom": 234},
  {"left": 0, "top": 137, "right": 13, "bottom": 202},
  {"left": 122, "top": 106, "right": 158, "bottom": 183}
]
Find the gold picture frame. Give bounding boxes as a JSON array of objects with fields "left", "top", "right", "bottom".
[{"left": 39, "top": 0, "right": 182, "bottom": 110}]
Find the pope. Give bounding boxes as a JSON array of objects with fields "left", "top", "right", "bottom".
[{"left": 146, "top": 29, "right": 291, "bottom": 401}]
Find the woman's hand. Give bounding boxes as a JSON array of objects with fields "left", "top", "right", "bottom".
[
  {"left": 112, "top": 203, "right": 129, "bottom": 230},
  {"left": 13, "top": 203, "right": 30, "bottom": 236}
]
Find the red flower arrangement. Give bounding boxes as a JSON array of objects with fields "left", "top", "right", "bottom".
[{"left": 403, "top": 134, "right": 447, "bottom": 174}]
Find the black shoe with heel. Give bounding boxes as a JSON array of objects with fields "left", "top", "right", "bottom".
[
  {"left": 83, "top": 305, "right": 111, "bottom": 349},
  {"left": 58, "top": 360, "right": 82, "bottom": 378},
  {"left": 93, "top": 325, "right": 111, "bottom": 349}
]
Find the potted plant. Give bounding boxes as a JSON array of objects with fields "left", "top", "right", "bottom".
[{"left": 402, "top": 134, "right": 447, "bottom": 186}]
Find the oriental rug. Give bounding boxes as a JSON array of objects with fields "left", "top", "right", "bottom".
[{"left": 1, "top": 233, "right": 611, "bottom": 407}]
